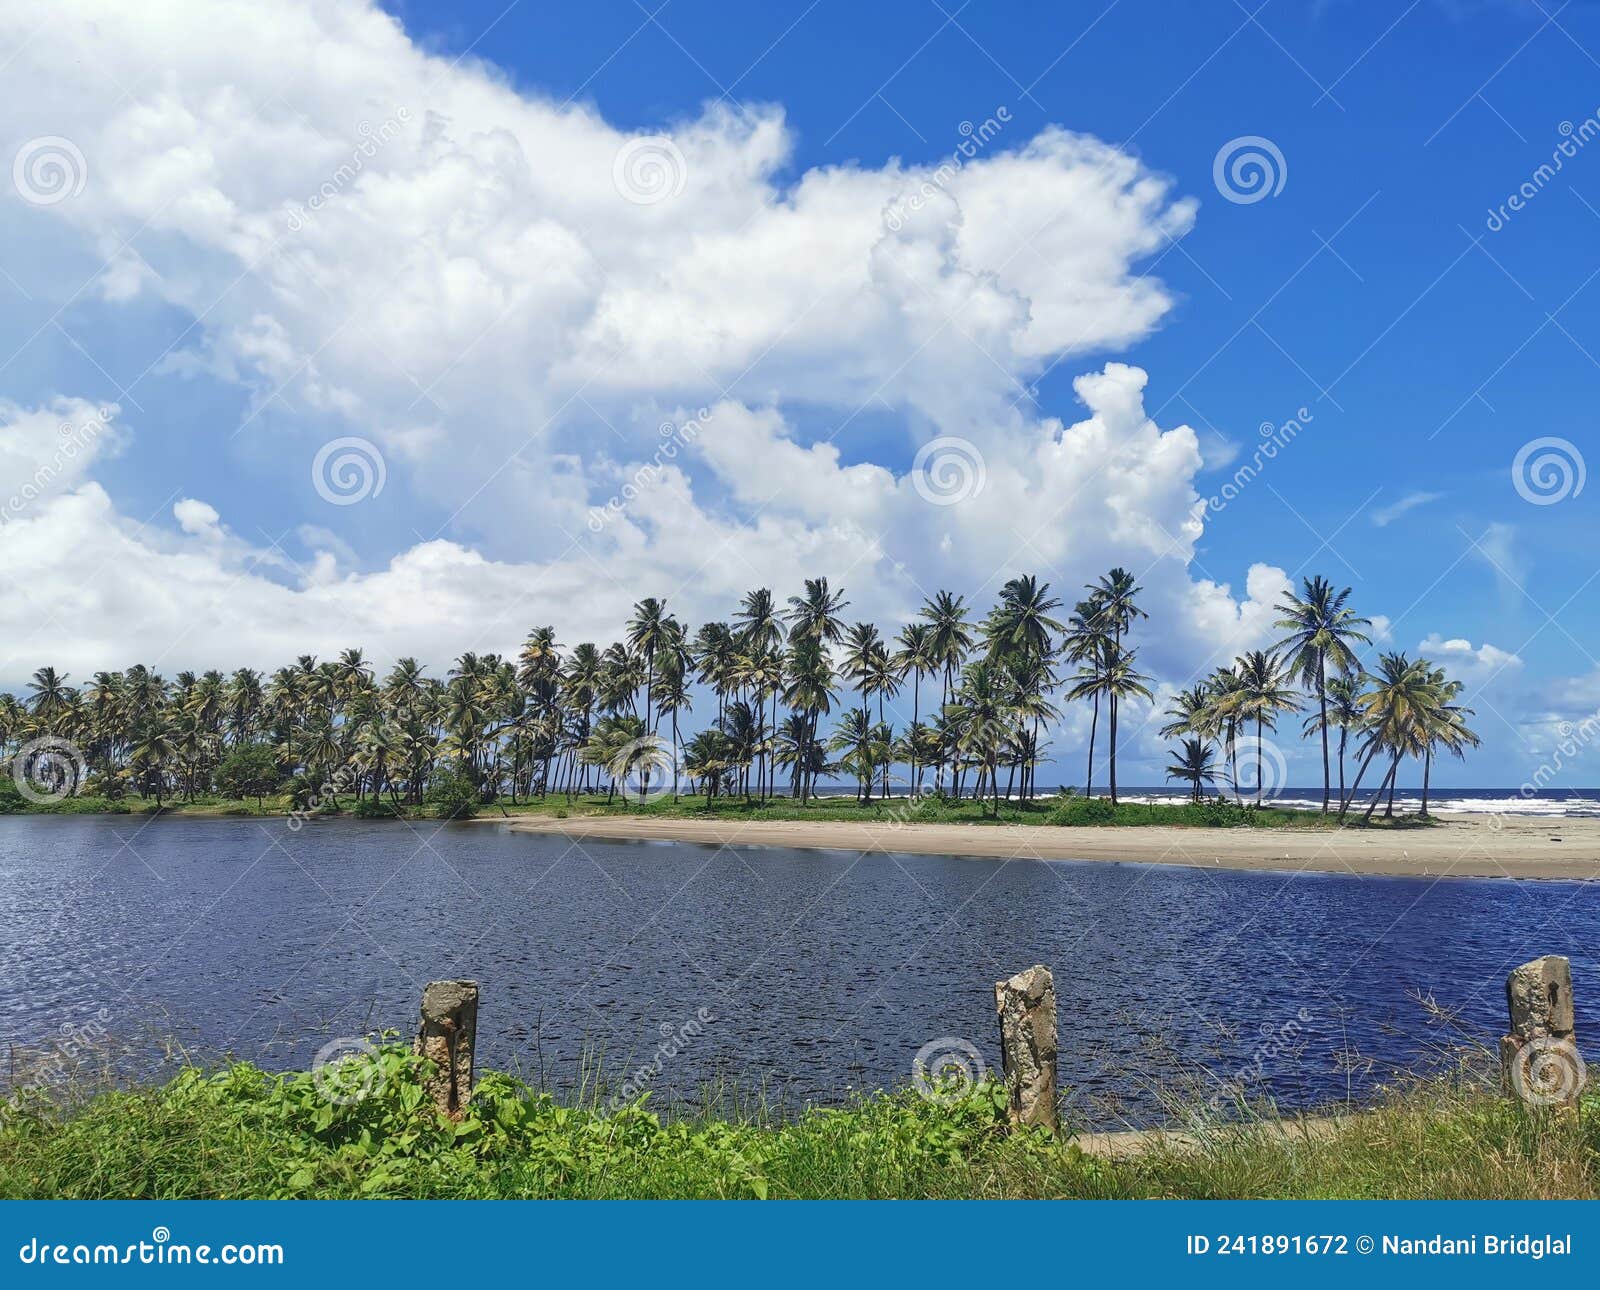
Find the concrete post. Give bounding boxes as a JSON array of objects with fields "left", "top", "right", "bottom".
[
  {"left": 994, "top": 964, "right": 1058, "bottom": 1133},
  {"left": 415, "top": 979, "right": 479, "bottom": 1118},
  {"left": 1499, "top": 955, "right": 1584, "bottom": 1110}
]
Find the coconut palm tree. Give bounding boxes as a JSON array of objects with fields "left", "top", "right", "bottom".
[
  {"left": 26, "top": 667, "right": 76, "bottom": 728},
  {"left": 782, "top": 637, "right": 835, "bottom": 802},
  {"left": 1417, "top": 670, "right": 1479, "bottom": 818},
  {"left": 949, "top": 661, "right": 1012, "bottom": 815},
  {"left": 1274, "top": 576, "right": 1371, "bottom": 812},
  {"left": 1233, "top": 650, "right": 1300, "bottom": 804},
  {"left": 1339, "top": 653, "right": 1434, "bottom": 822},
  {"left": 784, "top": 577, "right": 849, "bottom": 645},
  {"left": 1100, "top": 644, "right": 1153, "bottom": 805},
  {"left": 1160, "top": 684, "right": 1214, "bottom": 743},
  {"left": 893, "top": 622, "right": 936, "bottom": 794},
  {"left": 1062, "top": 600, "right": 1112, "bottom": 797},
  {"left": 1308, "top": 671, "right": 1364, "bottom": 808},
  {"left": 1165, "top": 738, "right": 1218, "bottom": 802},
  {"left": 986, "top": 575, "right": 1064, "bottom": 662}
]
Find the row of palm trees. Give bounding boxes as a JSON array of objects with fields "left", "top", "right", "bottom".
[
  {"left": 0, "top": 572, "right": 1476, "bottom": 818},
  {"left": 1159, "top": 576, "right": 1479, "bottom": 819}
]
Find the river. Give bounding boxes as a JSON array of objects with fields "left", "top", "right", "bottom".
[{"left": 0, "top": 814, "right": 1592, "bottom": 1124}]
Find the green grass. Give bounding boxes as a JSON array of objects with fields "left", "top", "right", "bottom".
[
  {"left": 0, "top": 1046, "right": 1590, "bottom": 1199},
  {"left": 0, "top": 785, "right": 1428, "bottom": 830}
]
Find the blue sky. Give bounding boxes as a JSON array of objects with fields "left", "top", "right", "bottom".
[{"left": 1, "top": 0, "right": 1598, "bottom": 786}]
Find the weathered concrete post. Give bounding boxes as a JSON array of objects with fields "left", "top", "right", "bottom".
[
  {"left": 415, "top": 979, "right": 479, "bottom": 1118},
  {"left": 1499, "top": 955, "right": 1584, "bottom": 1110},
  {"left": 994, "top": 964, "right": 1058, "bottom": 1133}
]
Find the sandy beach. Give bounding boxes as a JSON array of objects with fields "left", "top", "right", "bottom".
[{"left": 502, "top": 811, "right": 1600, "bottom": 881}]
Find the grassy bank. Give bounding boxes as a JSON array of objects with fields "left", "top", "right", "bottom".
[
  {"left": 0, "top": 1047, "right": 1588, "bottom": 1199},
  {"left": 0, "top": 788, "right": 1373, "bottom": 830}
]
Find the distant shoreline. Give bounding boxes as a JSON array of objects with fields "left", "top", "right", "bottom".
[
  {"left": 499, "top": 812, "right": 1600, "bottom": 881},
  {"left": 7, "top": 796, "right": 1600, "bottom": 880}
]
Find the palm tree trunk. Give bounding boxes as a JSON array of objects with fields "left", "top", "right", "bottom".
[
  {"left": 1256, "top": 714, "right": 1265, "bottom": 805},
  {"left": 1108, "top": 692, "right": 1119, "bottom": 805},
  {"left": 910, "top": 670, "right": 921, "bottom": 795},
  {"left": 1339, "top": 740, "right": 1383, "bottom": 819},
  {"left": 1364, "top": 755, "right": 1400, "bottom": 824},
  {"left": 1421, "top": 747, "right": 1432, "bottom": 818},
  {"left": 1085, "top": 693, "right": 1099, "bottom": 797},
  {"left": 1317, "top": 655, "right": 1330, "bottom": 813}
]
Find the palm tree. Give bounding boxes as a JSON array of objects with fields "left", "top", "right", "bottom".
[
  {"left": 625, "top": 599, "right": 675, "bottom": 786},
  {"left": 782, "top": 637, "right": 835, "bottom": 802},
  {"left": 986, "top": 575, "right": 1064, "bottom": 661},
  {"left": 733, "top": 588, "right": 784, "bottom": 654},
  {"left": 1418, "top": 670, "right": 1479, "bottom": 818},
  {"left": 1274, "top": 576, "right": 1371, "bottom": 812},
  {"left": 1160, "top": 684, "right": 1214, "bottom": 743},
  {"left": 1062, "top": 600, "right": 1112, "bottom": 797},
  {"left": 1100, "top": 644, "right": 1153, "bottom": 805},
  {"left": 1165, "top": 738, "right": 1218, "bottom": 802},
  {"left": 949, "top": 661, "right": 1011, "bottom": 815},
  {"left": 1339, "top": 653, "right": 1434, "bottom": 822},
  {"left": 828, "top": 709, "right": 881, "bottom": 804},
  {"left": 919, "top": 590, "right": 974, "bottom": 703},
  {"left": 0, "top": 576, "right": 1476, "bottom": 818},
  {"left": 893, "top": 622, "right": 935, "bottom": 794},
  {"left": 1234, "top": 650, "right": 1300, "bottom": 804},
  {"left": 840, "top": 623, "right": 883, "bottom": 724},
  {"left": 784, "top": 577, "right": 849, "bottom": 645},
  {"left": 654, "top": 650, "right": 693, "bottom": 802},
  {"left": 1309, "top": 672, "right": 1364, "bottom": 808},
  {"left": 26, "top": 667, "right": 75, "bottom": 728}
]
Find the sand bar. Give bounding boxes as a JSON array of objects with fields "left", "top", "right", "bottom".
[{"left": 500, "top": 811, "right": 1600, "bottom": 881}]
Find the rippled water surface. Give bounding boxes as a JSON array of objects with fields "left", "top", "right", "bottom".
[{"left": 1, "top": 815, "right": 1594, "bottom": 1123}]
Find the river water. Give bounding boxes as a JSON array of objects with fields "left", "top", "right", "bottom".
[{"left": 0, "top": 815, "right": 1593, "bottom": 1124}]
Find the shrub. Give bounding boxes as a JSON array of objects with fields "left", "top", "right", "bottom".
[
  {"left": 1050, "top": 796, "right": 1117, "bottom": 825},
  {"left": 425, "top": 770, "right": 479, "bottom": 820},
  {"left": 215, "top": 744, "right": 282, "bottom": 807},
  {"left": 353, "top": 798, "right": 405, "bottom": 820}
]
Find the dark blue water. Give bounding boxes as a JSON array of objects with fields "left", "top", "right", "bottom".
[{"left": 0, "top": 815, "right": 1594, "bottom": 1124}]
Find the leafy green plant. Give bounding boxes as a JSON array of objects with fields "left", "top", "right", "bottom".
[
  {"left": 0, "top": 1046, "right": 1594, "bottom": 1200},
  {"left": 425, "top": 770, "right": 479, "bottom": 820}
]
